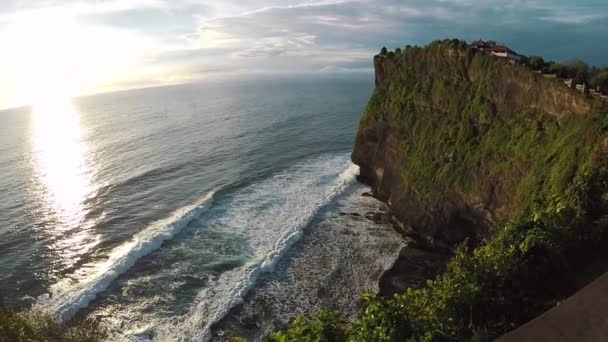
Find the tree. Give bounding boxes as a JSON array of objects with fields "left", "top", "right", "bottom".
[
  {"left": 380, "top": 47, "right": 388, "bottom": 55},
  {"left": 589, "top": 66, "right": 600, "bottom": 80},
  {"left": 548, "top": 63, "right": 575, "bottom": 79},
  {"left": 527, "top": 56, "right": 546, "bottom": 71},
  {"left": 564, "top": 59, "right": 590, "bottom": 83},
  {"left": 395, "top": 47, "right": 402, "bottom": 54},
  {"left": 591, "top": 70, "right": 608, "bottom": 94}
]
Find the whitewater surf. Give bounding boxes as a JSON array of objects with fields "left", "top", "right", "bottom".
[{"left": 37, "top": 191, "right": 217, "bottom": 321}]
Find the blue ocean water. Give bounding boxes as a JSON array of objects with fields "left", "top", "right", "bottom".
[{"left": 0, "top": 75, "right": 403, "bottom": 341}]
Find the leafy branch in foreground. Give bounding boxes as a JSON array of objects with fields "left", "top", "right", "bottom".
[{"left": 0, "top": 308, "right": 107, "bottom": 342}]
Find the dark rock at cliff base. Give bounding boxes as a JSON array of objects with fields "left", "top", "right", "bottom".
[
  {"left": 365, "top": 211, "right": 389, "bottom": 224},
  {"left": 338, "top": 212, "right": 361, "bottom": 218},
  {"left": 379, "top": 245, "right": 449, "bottom": 298}
]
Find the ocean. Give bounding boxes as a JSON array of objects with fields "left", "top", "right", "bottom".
[{"left": 0, "top": 74, "right": 403, "bottom": 341}]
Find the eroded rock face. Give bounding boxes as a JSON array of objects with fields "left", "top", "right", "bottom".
[
  {"left": 374, "top": 55, "right": 388, "bottom": 86},
  {"left": 353, "top": 122, "right": 491, "bottom": 245},
  {"left": 353, "top": 41, "right": 605, "bottom": 247}
]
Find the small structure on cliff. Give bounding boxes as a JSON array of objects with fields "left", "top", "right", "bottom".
[
  {"left": 564, "top": 79, "right": 592, "bottom": 95},
  {"left": 472, "top": 39, "right": 525, "bottom": 62}
]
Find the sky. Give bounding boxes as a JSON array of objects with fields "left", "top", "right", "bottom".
[{"left": 0, "top": 0, "right": 607, "bottom": 108}]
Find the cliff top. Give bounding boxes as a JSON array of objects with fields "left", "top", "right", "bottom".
[
  {"left": 371, "top": 39, "right": 606, "bottom": 123},
  {"left": 377, "top": 39, "right": 608, "bottom": 102}
]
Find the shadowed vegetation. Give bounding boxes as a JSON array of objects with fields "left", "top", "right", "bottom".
[{"left": 0, "top": 308, "right": 106, "bottom": 342}]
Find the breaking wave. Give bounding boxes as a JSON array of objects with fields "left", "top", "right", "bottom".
[
  {"left": 37, "top": 191, "right": 217, "bottom": 321},
  {"left": 170, "top": 162, "right": 360, "bottom": 342}
]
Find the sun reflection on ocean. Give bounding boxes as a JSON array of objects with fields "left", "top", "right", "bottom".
[{"left": 30, "top": 98, "right": 100, "bottom": 272}]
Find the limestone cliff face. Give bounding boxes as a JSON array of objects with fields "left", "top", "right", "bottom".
[{"left": 353, "top": 40, "right": 607, "bottom": 246}]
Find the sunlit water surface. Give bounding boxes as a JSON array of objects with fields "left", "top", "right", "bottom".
[{"left": 0, "top": 75, "right": 402, "bottom": 340}]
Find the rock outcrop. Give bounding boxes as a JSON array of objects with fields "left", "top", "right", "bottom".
[{"left": 353, "top": 40, "right": 607, "bottom": 246}]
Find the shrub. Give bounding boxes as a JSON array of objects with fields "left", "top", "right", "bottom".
[
  {"left": 591, "top": 70, "right": 608, "bottom": 93},
  {"left": 527, "top": 56, "right": 546, "bottom": 71},
  {"left": 269, "top": 311, "right": 346, "bottom": 342},
  {"left": 0, "top": 309, "right": 106, "bottom": 342}
]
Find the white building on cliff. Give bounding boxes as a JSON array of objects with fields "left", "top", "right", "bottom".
[{"left": 472, "top": 40, "right": 525, "bottom": 62}]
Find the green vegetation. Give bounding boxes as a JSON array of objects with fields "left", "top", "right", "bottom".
[
  {"left": 274, "top": 114, "right": 608, "bottom": 341},
  {"left": 591, "top": 69, "right": 608, "bottom": 93},
  {"left": 564, "top": 59, "right": 590, "bottom": 83},
  {"left": 524, "top": 55, "right": 608, "bottom": 94},
  {"left": 526, "top": 55, "right": 546, "bottom": 71},
  {"left": 0, "top": 308, "right": 106, "bottom": 342},
  {"left": 273, "top": 40, "right": 608, "bottom": 341},
  {"left": 269, "top": 311, "right": 346, "bottom": 342}
]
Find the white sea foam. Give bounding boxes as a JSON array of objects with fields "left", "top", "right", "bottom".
[
  {"left": 37, "top": 190, "right": 216, "bottom": 321},
  {"left": 170, "top": 161, "right": 360, "bottom": 342},
  {"left": 75, "top": 155, "right": 359, "bottom": 342},
  {"left": 219, "top": 184, "right": 405, "bottom": 339}
]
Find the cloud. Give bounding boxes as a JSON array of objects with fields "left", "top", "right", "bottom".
[
  {"left": 1, "top": 0, "right": 608, "bottom": 107},
  {"left": 183, "top": 1, "right": 460, "bottom": 74}
]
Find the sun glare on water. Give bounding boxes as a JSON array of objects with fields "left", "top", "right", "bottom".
[
  {"left": 31, "top": 99, "right": 93, "bottom": 221},
  {"left": 0, "top": 5, "right": 149, "bottom": 276},
  {"left": 29, "top": 95, "right": 104, "bottom": 272},
  {"left": 5, "top": 6, "right": 138, "bottom": 227},
  {"left": 8, "top": 10, "right": 107, "bottom": 260},
  {"left": 10, "top": 8, "right": 98, "bottom": 223}
]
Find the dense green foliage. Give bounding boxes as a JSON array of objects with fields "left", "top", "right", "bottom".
[
  {"left": 269, "top": 311, "right": 346, "bottom": 342},
  {"left": 365, "top": 40, "right": 604, "bottom": 211},
  {"left": 591, "top": 70, "right": 608, "bottom": 93},
  {"left": 523, "top": 54, "right": 608, "bottom": 94},
  {"left": 272, "top": 40, "right": 608, "bottom": 341},
  {"left": 0, "top": 309, "right": 106, "bottom": 342}
]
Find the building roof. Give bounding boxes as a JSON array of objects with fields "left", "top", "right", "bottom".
[
  {"left": 489, "top": 45, "right": 509, "bottom": 53},
  {"left": 473, "top": 39, "right": 520, "bottom": 55}
]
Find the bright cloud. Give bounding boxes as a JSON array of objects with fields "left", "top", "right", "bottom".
[{"left": 0, "top": 0, "right": 606, "bottom": 108}]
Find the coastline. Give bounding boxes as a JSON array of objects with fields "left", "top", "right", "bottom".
[
  {"left": 378, "top": 244, "right": 448, "bottom": 298},
  {"left": 211, "top": 184, "right": 405, "bottom": 341},
  {"left": 210, "top": 181, "right": 451, "bottom": 341},
  {"left": 358, "top": 191, "right": 451, "bottom": 299}
]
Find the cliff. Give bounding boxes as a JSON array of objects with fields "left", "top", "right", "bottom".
[
  {"left": 273, "top": 40, "right": 608, "bottom": 341},
  {"left": 354, "top": 40, "right": 607, "bottom": 246}
]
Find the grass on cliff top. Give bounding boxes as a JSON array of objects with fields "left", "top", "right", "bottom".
[{"left": 271, "top": 39, "right": 608, "bottom": 341}]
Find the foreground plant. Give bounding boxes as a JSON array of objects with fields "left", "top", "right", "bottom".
[{"left": 0, "top": 308, "right": 106, "bottom": 342}]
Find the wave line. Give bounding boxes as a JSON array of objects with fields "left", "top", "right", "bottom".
[{"left": 37, "top": 190, "right": 217, "bottom": 321}]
